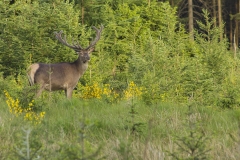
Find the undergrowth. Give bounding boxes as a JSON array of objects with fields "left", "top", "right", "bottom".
[{"left": 0, "top": 95, "right": 239, "bottom": 159}]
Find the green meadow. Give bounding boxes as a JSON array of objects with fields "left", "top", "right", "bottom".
[{"left": 1, "top": 91, "right": 240, "bottom": 159}]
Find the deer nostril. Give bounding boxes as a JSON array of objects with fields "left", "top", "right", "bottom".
[
  {"left": 86, "top": 56, "right": 90, "bottom": 60},
  {"left": 82, "top": 56, "right": 90, "bottom": 63}
]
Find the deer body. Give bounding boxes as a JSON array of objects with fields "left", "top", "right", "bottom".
[
  {"left": 27, "top": 25, "right": 103, "bottom": 98},
  {"left": 27, "top": 61, "right": 88, "bottom": 98}
]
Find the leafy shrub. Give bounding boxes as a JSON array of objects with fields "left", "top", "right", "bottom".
[
  {"left": 74, "top": 82, "right": 119, "bottom": 103},
  {"left": 4, "top": 88, "right": 46, "bottom": 125}
]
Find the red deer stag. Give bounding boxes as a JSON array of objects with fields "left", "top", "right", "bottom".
[{"left": 27, "top": 25, "right": 103, "bottom": 99}]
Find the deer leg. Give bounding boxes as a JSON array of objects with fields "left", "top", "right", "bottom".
[
  {"left": 36, "top": 85, "right": 45, "bottom": 98},
  {"left": 27, "top": 74, "right": 34, "bottom": 86},
  {"left": 64, "top": 89, "right": 67, "bottom": 97},
  {"left": 65, "top": 88, "right": 73, "bottom": 99}
]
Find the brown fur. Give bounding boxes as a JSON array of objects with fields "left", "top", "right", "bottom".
[{"left": 27, "top": 26, "right": 103, "bottom": 98}]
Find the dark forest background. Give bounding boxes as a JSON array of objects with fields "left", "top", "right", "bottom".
[{"left": 1, "top": 0, "right": 240, "bottom": 107}]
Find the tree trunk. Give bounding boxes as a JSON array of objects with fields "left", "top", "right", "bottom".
[
  {"left": 238, "top": 0, "right": 240, "bottom": 48},
  {"left": 228, "top": 0, "right": 234, "bottom": 51},
  {"left": 218, "top": 0, "right": 223, "bottom": 41},
  {"left": 169, "top": 0, "right": 175, "bottom": 7},
  {"left": 230, "top": 9, "right": 233, "bottom": 51},
  {"left": 188, "top": 0, "right": 194, "bottom": 41},
  {"left": 212, "top": 0, "right": 217, "bottom": 27},
  {"left": 235, "top": 0, "right": 239, "bottom": 49}
]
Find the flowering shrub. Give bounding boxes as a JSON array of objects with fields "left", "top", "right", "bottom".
[
  {"left": 160, "top": 92, "right": 168, "bottom": 102},
  {"left": 81, "top": 82, "right": 102, "bottom": 99},
  {"left": 4, "top": 90, "right": 45, "bottom": 125},
  {"left": 74, "top": 82, "right": 119, "bottom": 102},
  {"left": 124, "top": 81, "right": 143, "bottom": 100},
  {"left": 102, "top": 84, "right": 120, "bottom": 102},
  {"left": 74, "top": 81, "right": 145, "bottom": 101}
]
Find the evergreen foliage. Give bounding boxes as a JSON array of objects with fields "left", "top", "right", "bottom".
[
  {"left": 0, "top": 0, "right": 88, "bottom": 76},
  {"left": 169, "top": 105, "right": 211, "bottom": 159},
  {"left": 1, "top": 0, "right": 240, "bottom": 108}
]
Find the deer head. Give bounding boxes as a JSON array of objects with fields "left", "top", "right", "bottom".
[{"left": 27, "top": 25, "right": 104, "bottom": 98}]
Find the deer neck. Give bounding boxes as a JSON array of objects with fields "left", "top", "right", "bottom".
[{"left": 74, "top": 57, "right": 89, "bottom": 75}]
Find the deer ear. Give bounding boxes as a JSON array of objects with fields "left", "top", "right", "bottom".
[{"left": 88, "top": 47, "right": 95, "bottom": 53}]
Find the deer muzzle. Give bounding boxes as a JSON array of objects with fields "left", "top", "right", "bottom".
[{"left": 83, "top": 55, "right": 90, "bottom": 63}]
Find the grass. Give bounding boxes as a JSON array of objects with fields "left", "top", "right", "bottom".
[{"left": 0, "top": 95, "right": 239, "bottom": 159}]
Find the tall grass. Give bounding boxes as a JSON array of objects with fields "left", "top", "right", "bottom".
[{"left": 0, "top": 95, "right": 239, "bottom": 159}]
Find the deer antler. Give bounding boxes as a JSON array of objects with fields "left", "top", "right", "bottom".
[
  {"left": 54, "top": 25, "right": 103, "bottom": 51},
  {"left": 54, "top": 31, "right": 83, "bottom": 52},
  {"left": 86, "top": 24, "right": 104, "bottom": 50}
]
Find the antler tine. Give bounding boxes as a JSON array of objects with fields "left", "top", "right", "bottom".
[
  {"left": 54, "top": 31, "right": 83, "bottom": 51},
  {"left": 72, "top": 38, "right": 82, "bottom": 49},
  {"left": 86, "top": 24, "right": 104, "bottom": 50}
]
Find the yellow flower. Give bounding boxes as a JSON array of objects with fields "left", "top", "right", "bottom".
[
  {"left": 124, "top": 81, "right": 143, "bottom": 100},
  {"left": 24, "top": 112, "right": 33, "bottom": 121},
  {"left": 80, "top": 82, "right": 103, "bottom": 99},
  {"left": 40, "top": 112, "right": 46, "bottom": 118},
  {"left": 4, "top": 90, "right": 45, "bottom": 125}
]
